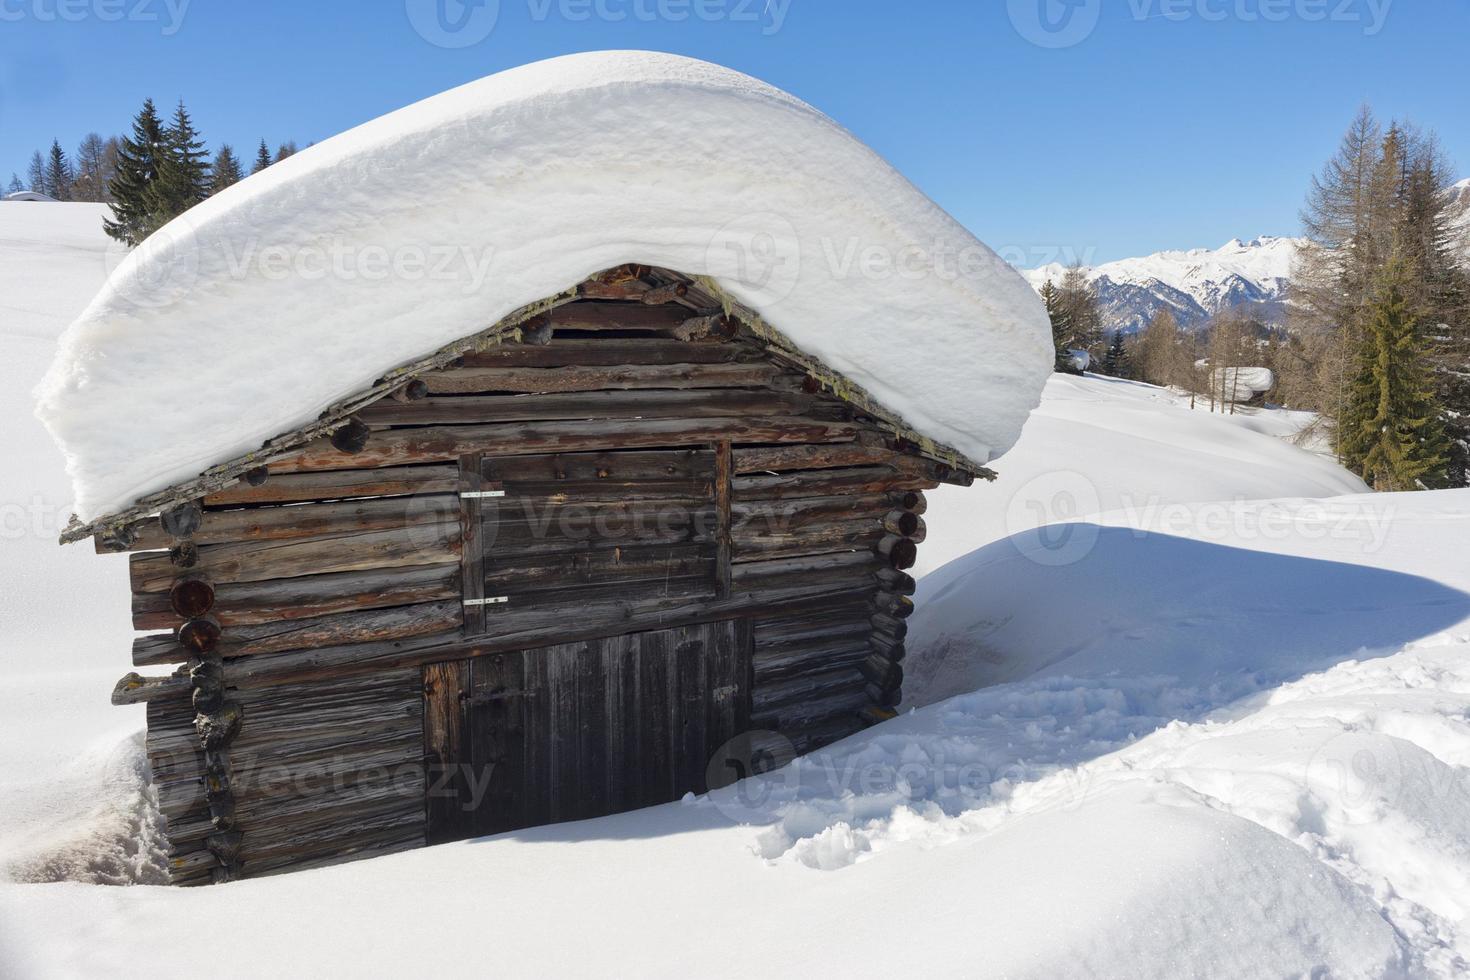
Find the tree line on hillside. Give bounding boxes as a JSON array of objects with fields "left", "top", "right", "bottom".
[
  {"left": 1039, "top": 105, "right": 1469, "bottom": 492},
  {"left": 8, "top": 100, "right": 301, "bottom": 246}
]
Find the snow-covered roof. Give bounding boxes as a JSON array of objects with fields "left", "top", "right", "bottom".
[
  {"left": 1209, "top": 366, "right": 1275, "bottom": 398},
  {"left": 35, "top": 51, "right": 1051, "bottom": 524},
  {"left": 4, "top": 191, "right": 57, "bottom": 202}
]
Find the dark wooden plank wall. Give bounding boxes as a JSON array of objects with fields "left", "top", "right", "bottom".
[{"left": 114, "top": 294, "right": 937, "bottom": 882}]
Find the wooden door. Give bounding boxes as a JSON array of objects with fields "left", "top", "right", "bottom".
[
  {"left": 459, "top": 448, "right": 725, "bottom": 638},
  {"left": 423, "top": 619, "right": 751, "bottom": 844}
]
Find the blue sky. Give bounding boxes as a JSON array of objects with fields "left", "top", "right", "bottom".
[{"left": 1, "top": 0, "right": 1464, "bottom": 264}]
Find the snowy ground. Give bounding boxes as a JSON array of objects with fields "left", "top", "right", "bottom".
[{"left": 3, "top": 203, "right": 1469, "bottom": 978}]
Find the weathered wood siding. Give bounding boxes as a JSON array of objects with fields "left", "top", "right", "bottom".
[{"left": 108, "top": 273, "right": 944, "bottom": 883}]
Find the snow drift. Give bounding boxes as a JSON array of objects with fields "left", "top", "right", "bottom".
[{"left": 34, "top": 50, "right": 1051, "bottom": 523}]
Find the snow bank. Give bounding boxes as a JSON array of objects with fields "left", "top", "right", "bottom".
[
  {"left": 912, "top": 372, "right": 1366, "bottom": 576},
  {"left": 33, "top": 50, "right": 1051, "bottom": 523},
  {"left": 0, "top": 203, "right": 149, "bottom": 883},
  {"left": 1205, "top": 364, "right": 1275, "bottom": 398}
]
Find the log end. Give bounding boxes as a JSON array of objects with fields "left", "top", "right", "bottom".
[
  {"left": 160, "top": 501, "right": 203, "bottom": 539},
  {"left": 169, "top": 578, "right": 216, "bottom": 620},
  {"left": 178, "top": 618, "right": 222, "bottom": 655},
  {"left": 329, "top": 418, "right": 372, "bottom": 455}
]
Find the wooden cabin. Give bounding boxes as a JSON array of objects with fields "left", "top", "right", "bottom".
[{"left": 75, "top": 265, "right": 989, "bottom": 885}]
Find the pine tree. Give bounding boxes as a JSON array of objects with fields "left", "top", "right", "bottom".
[
  {"left": 1338, "top": 255, "right": 1450, "bottom": 490},
  {"left": 151, "top": 99, "right": 211, "bottom": 218},
  {"left": 1040, "top": 280, "right": 1076, "bottom": 373},
  {"left": 104, "top": 98, "right": 168, "bottom": 246},
  {"left": 6, "top": 174, "right": 22, "bottom": 195},
  {"left": 44, "top": 140, "right": 73, "bottom": 200},
  {"left": 252, "top": 139, "right": 272, "bottom": 174},
  {"left": 1292, "top": 106, "right": 1470, "bottom": 488},
  {"left": 27, "top": 151, "right": 45, "bottom": 193},
  {"left": 1392, "top": 135, "right": 1470, "bottom": 487},
  {"left": 274, "top": 141, "right": 298, "bottom": 163},
  {"left": 1103, "top": 329, "right": 1130, "bottom": 378},
  {"left": 211, "top": 144, "right": 243, "bottom": 193}
]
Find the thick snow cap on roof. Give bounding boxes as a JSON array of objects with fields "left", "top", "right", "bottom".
[{"left": 36, "top": 51, "right": 1051, "bottom": 523}]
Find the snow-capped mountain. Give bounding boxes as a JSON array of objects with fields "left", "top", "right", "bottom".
[
  {"left": 1024, "top": 236, "right": 1304, "bottom": 334},
  {"left": 1452, "top": 178, "right": 1470, "bottom": 257}
]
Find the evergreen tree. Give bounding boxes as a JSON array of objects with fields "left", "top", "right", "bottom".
[
  {"left": 1338, "top": 255, "right": 1450, "bottom": 490},
  {"left": 211, "top": 144, "right": 243, "bottom": 193},
  {"left": 1103, "top": 329, "right": 1130, "bottom": 378},
  {"left": 151, "top": 99, "right": 211, "bottom": 218},
  {"left": 44, "top": 140, "right": 73, "bottom": 200},
  {"left": 1392, "top": 135, "right": 1470, "bottom": 487},
  {"left": 1293, "top": 106, "right": 1470, "bottom": 488},
  {"left": 27, "top": 151, "right": 45, "bottom": 193},
  {"left": 6, "top": 174, "right": 22, "bottom": 195},
  {"left": 1040, "top": 280, "right": 1077, "bottom": 373},
  {"left": 273, "top": 141, "right": 298, "bottom": 163},
  {"left": 252, "top": 139, "right": 272, "bottom": 174},
  {"left": 104, "top": 98, "right": 168, "bottom": 246}
]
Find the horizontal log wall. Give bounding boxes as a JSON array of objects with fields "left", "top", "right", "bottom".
[
  {"left": 149, "top": 669, "right": 425, "bottom": 884},
  {"left": 116, "top": 290, "right": 947, "bottom": 881}
]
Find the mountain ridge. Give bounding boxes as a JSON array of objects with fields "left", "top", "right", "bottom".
[
  {"left": 1023, "top": 235, "right": 1301, "bottom": 335},
  {"left": 1026, "top": 178, "right": 1470, "bottom": 337}
]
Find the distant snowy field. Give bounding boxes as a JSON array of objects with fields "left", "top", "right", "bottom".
[{"left": 3, "top": 204, "right": 1470, "bottom": 978}]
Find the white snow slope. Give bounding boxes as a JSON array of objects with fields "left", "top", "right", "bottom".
[
  {"left": 6, "top": 210, "right": 1470, "bottom": 978},
  {"left": 34, "top": 50, "right": 1051, "bottom": 525}
]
